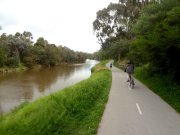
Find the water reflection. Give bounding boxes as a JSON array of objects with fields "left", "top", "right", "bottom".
[{"left": 0, "top": 59, "right": 98, "bottom": 114}]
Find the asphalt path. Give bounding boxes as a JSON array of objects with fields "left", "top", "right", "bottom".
[{"left": 98, "top": 63, "right": 180, "bottom": 135}]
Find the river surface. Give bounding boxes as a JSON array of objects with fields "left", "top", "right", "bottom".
[{"left": 0, "top": 59, "right": 98, "bottom": 114}]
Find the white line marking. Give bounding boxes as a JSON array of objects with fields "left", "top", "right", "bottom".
[{"left": 136, "top": 103, "right": 143, "bottom": 115}]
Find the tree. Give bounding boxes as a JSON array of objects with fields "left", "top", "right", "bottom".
[
  {"left": 130, "top": 0, "right": 180, "bottom": 80},
  {"left": 0, "top": 32, "right": 30, "bottom": 67},
  {"left": 93, "top": 0, "right": 147, "bottom": 49},
  {"left": 0, "top": 48, "right": 4, "bottom": 67},
  {"left": 15, "top": 31, "right": 33, "bottom": 46},
  {"left": 0, "top": 31, "right": 91, "bottom": 68},
  {"left": 0, "top": 33, "right": 9, "bottom": 63},
  {"left": 92, "top": 0, "right": 149, "bottom": 60},
  {"left": 34, "top": 37, "right": 48, "bottom": 47}
]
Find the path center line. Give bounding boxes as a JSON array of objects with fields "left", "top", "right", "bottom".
[{"left": 136, "top": 103, "right": 143, "bottom": 115}]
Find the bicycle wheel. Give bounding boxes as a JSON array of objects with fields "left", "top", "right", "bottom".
[{"left": 130, "top": 76, "right": 134, "bottom": 89}]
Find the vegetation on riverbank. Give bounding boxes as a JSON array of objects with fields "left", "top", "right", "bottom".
[
  {"left": 0, "top": 61, "right": 112, "bottom": 135},
  {"left": 0, "top": 32, "right": 93, "bottom": 69},
  {"left": 0, "top": 63, "right": 27, "bottom": 73}
]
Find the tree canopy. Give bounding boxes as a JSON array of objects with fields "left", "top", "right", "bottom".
[
  {"left": 0, "top": 32, "right": 92, "bottom": 68},
  {"left": 93, "top": 0, "right": 180, "bottom": 81},
  {"left": 130, "top": 0, "right": 180, "bottom": 79}
]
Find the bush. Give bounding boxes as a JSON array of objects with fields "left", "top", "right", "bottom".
[{"left": 5, "top": 57, "right": 19, "bottom": 68}]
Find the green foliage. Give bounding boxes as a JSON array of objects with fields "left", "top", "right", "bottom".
[
  {"left": 93, "top": 1, "right": 142, "bottom": 48},
  {"left": 0, "top": 32, "right": 92, "bottom": 69},
  {"left": 107, "top": 40, "right": 130, "bottom": 60},
  {"left": 58, "top": 46, "right": 89, "bottom": 63},
  {"left": 132, "top": 0, "right": 179, "bottom": 35},
  {"left": 91, "top": 60, "right": 109, "bottom": 73},
  {"left": 128, "top": 38, "right": 148, "bottom": 66},
  {"left": 93, "top": 1, "right": 180, "bottom": 114},
  {"left": 129, "top": 0, "right": 180, "bottom": 80},
  {"left": 94, "top": 39, "right": 130, "bottom": 61},
  {"left": 0, "top": 62, "right": 112, "bottom": 135},
  {"left": 5, "top": 57, "right": 19, "bottom": 67},
  {"left": 0, "top": 32, "right": 31, "bottom": 68},
  {"left": 94, "top": 0, "right": 180, "bottom": 81},
  {"left": 34, "top": 37, "right": 48, "bottom": 47},
  {"left": 0, "top": 48, "right": 4, "bottom": 67},
  {"left": 92, "top": 0, "right": 148, "bottom": 60}
]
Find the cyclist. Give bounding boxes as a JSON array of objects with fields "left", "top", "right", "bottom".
[
  {"left": 110, "top": 63, "right": 112, "bottom": 68},
  {"left": 125, "top": 60, "right": 135, "bottom": 85}
]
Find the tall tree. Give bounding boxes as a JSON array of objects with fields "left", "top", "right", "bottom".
[
  {"left": 130, "top": 0, "right": 180, "bottom": 80},
  {"left": 93, "top": 1, "right": 143, "bottom": 49}
]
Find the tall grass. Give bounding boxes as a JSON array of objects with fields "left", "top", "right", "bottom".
[
  {"left": 0, "top": 61, "right": 112, "bottom": 135},
  {"left": 134, "top": 66, "right": 180, "bottom": 113},
  {"left": 91, "top": 60, "right": 109, "bottom": 73}
]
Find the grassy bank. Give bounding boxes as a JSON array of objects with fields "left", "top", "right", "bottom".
[
  {"left": 134, "top": 66, "right": 180, "bottom": 113},
  {"left": 0, "top": 61, "right": 112, "bottom": 135},
  {"left": 0, "top": 64, "right": 27, "bottom": 73}
]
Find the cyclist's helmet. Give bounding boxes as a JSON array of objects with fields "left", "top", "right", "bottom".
[{"left": 127, "top": 60, "right": 131, "bottom": 64}]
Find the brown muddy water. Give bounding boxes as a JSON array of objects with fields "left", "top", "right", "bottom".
[{"left": 0, "top": 59, "right": 98, "bottom": 114}]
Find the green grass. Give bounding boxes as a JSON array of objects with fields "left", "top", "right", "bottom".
[
  {"left": 134, "top": 66, "right": 180, "bottom": 113},
  {"left": 0, "top": 63, "right": 27, "bottom": 73},
  {"left": 114, "top": 60, "right": 126, "bottom": 70},
  {"left": 91, "top": 60, "right": 109, "bottom": 73},
  {"left": 0, "top": 61, "right": 112, "bottom": 135}
]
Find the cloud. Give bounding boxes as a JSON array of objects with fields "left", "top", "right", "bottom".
[{"left": 0, "top": 0, "right": 118, "bottom": 53}]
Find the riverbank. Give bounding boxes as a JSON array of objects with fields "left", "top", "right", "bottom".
[
  {"left": 0, "top": 61, "right": 112, "bottom": 135},
  {"left": 115, "top": 61, "right": 180, "bottom": 113},
  {"left": 0, "top": 61, "right": 87, "bottom": 75},
  {"left": 0, "top": 64, "right": 27, "bottom": 74}
]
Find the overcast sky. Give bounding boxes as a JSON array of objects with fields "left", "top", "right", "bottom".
[{"left": 0, "top": 0, "right": 118, "bottom": 53}]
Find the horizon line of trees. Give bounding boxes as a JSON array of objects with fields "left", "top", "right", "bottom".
[
  {"left": 93, "top": 0, "right": 180, "bottom": 81},
  {"left": 0, "top": 31, "right": 93, "bottom": 68}
]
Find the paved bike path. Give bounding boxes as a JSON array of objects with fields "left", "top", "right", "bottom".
[{"left": 98, "top": 64, "right": 180, "bottom": 135}]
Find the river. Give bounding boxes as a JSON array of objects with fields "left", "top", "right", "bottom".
[{"left": 0, "top": 59, "right": 98, "bottom": 114}]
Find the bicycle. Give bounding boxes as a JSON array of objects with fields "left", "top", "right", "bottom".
[{"left": 129, "top": 74, "right": 135, "bottom": 89}]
